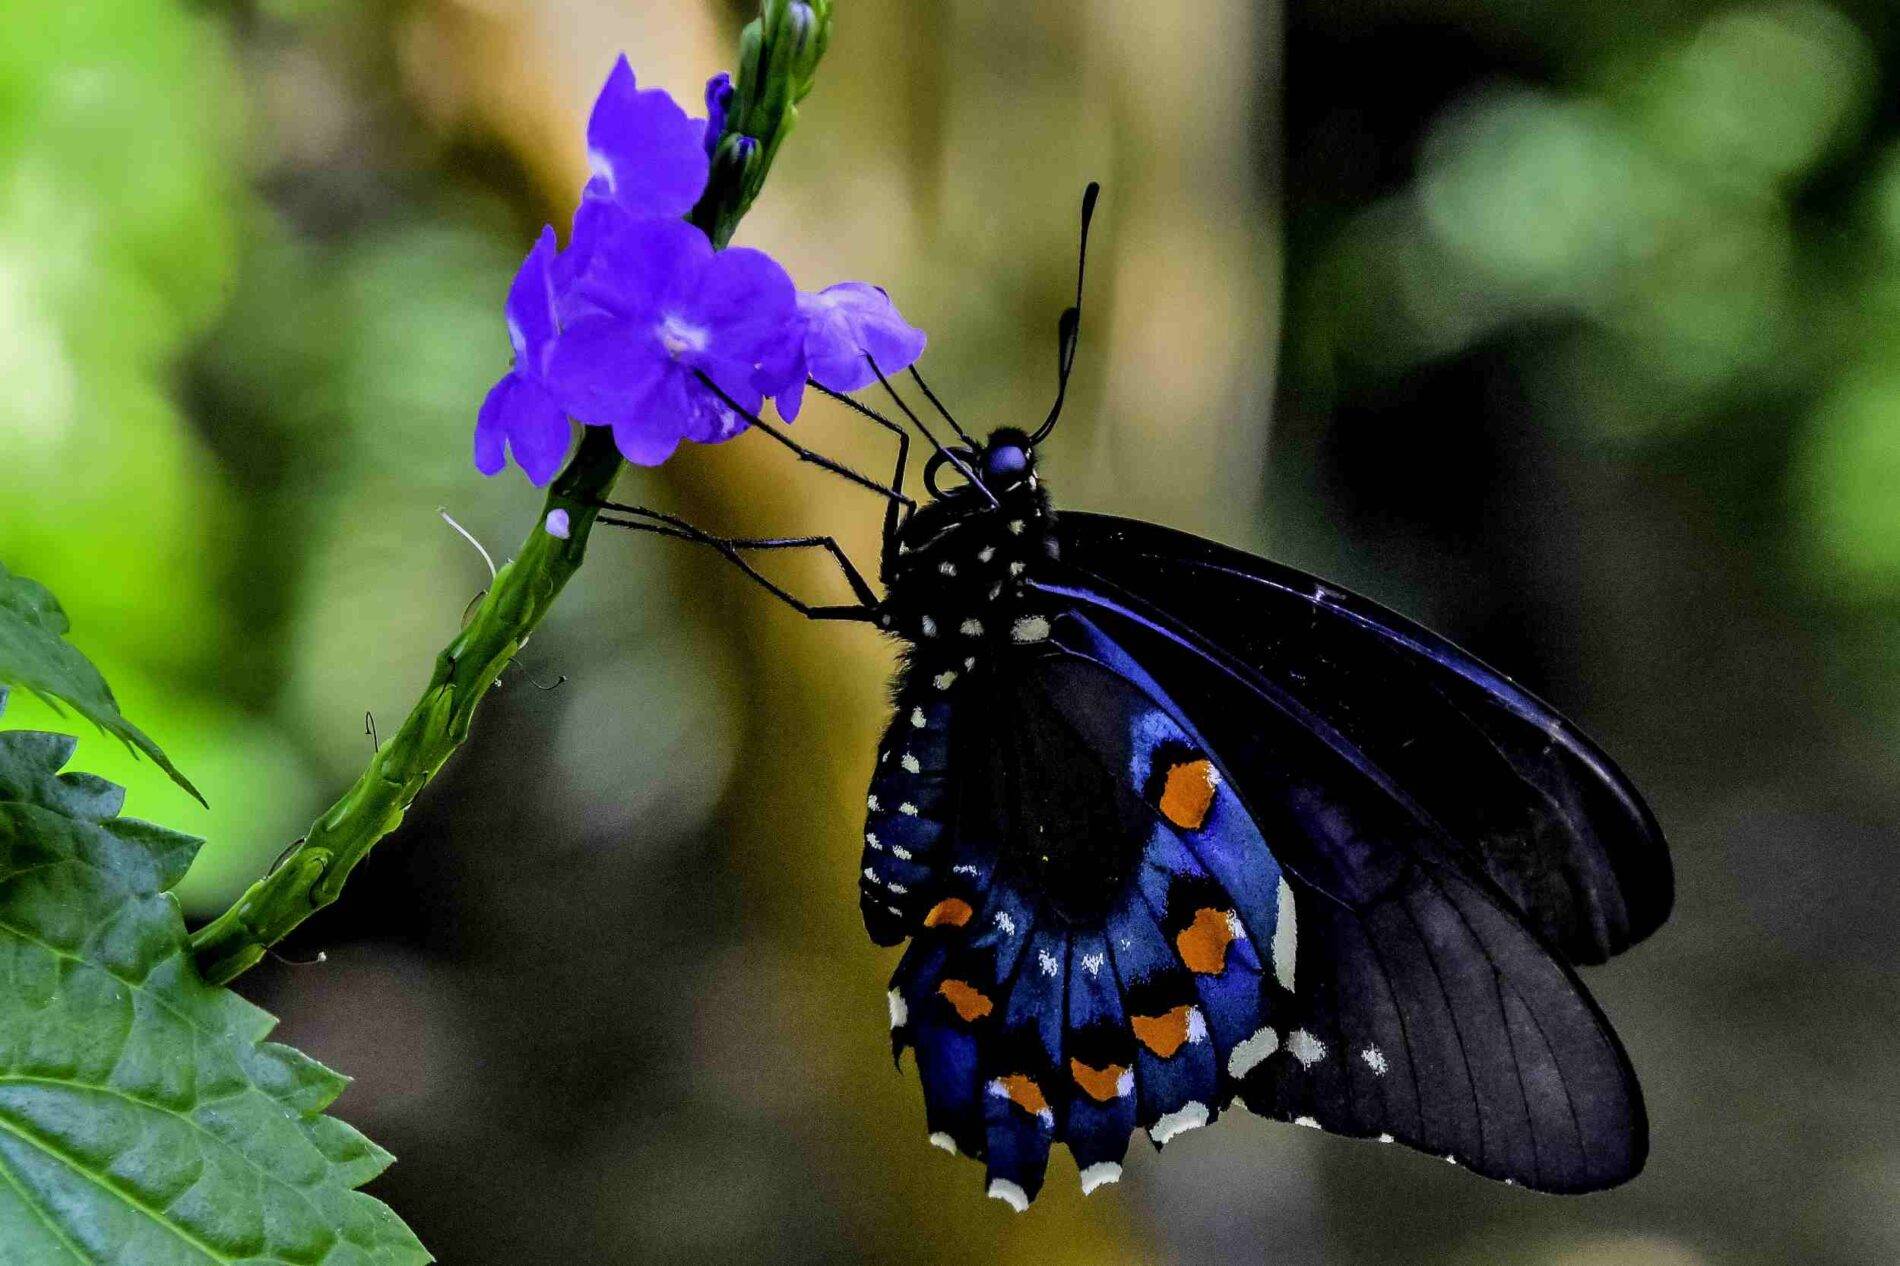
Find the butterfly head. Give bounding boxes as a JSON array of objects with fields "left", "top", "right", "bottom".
[{"left": 979, "top": 428, "right": 1036, "bottom": 492}]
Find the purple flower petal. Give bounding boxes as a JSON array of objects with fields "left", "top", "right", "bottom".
[
  {"left": 586, "top": 55, "right": 711, "bottom": 220},
  {"left": 612, "top": 411, "right": 684, "bottom": 466},
  {"left": 506, "top": 226, "right": 561, "bottom": 371},
  {"left": 565, "top": 209, "right": 712, "bottom": 321},
  {"left": 687, "top": 246, "right": 800, "bottom": 362},
  {"left": 544, "top": 314, "right": 668, "bottom": 430},
  {"left": 474, "top": 372, "right": 572, "bottom": 486},
  {"left": 798, "top": 282, "right": 928, "bottom": 393}
]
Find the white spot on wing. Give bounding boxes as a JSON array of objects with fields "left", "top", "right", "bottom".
[
  {"left": 1286, "top": 1029, "right": 1327, "bottom": 1067},
  {"left": 901, "top": 754, "right": 921, "bottom": 774},
  {"left": 888, "top": 989, "right": 907, "bottom": 1029},
  {"left": 933, "top": 670, "right": 957, "bottom": 690},
  {"left": 987, "top": 1179, "right": 1029, "bottom": 1212},
  {"left": 1008, "top": 520, "right": 1025, "bottom": 535},
  {"left": 1186, "top": 1007, "right": 1209, "bottom": 1045},
  {"left": 1011, "top": 615, "right": 1051, "bottom": 643},
  {"left": 1227, "top": 1026, "right": 1278, "bottom": 1080},
  {"left": 891, "top": 845, "right": 913, "bottom": 860},
  {"left": 1360, "top": 1045, "right": 1389, "bottom": 1077},
  {"left": 938, "top": 561, "right": 957, "bottom": 576},
  {"left": 1272, "top": 877, "right": 1298, "bottom": 992},
  {"left": 959, "top": 618, "right": 984, "bottom": 637},
  {"left": 928, "top": 1132, "right": 957, "bottom": 1154},
  {"left": 978, "top": 546, "right": 996, "bottom": 563},
  {"left": 1293, "top": 1116, "right": 1321, "bottom": 1130},
  {"left": 1081, "top": 952, "right": 1105, "bottom": 977},
  {"left": 1149, "top": 1101, "right": 1209, "bottom": 1144},
  {"left": 899, "top": 802, "right": 918, "bottom": 816},
  {"left": 954, "top": 863, "right": 981, "bottom": 877},
  {"left": 1037, "top": 949, "right": 1060, "bottom": 977},
  {"left": 862, "top": 868, "right": 881, "bottom": 885},
  {"left": 1377, "top": 1133, "right": 1394, "bottom": 1144},
  {"left": 1078, "top": 1162, "right": 1121, "bottom": 1195},
  {"left": 909, "top": 707, "right": 926, "bottom": 728},
  {"left": 994, "top": 910, "right": 1016, "bottom": 935},
  {"left": 867, "top": 794, "right": 880, "bottom": 811},
  {"left": 1225, "top": 911, "right": 1247, "bottom": 941},
  {"left": 888, "top": 882, "right": 908, "bottom": 894},
  {"left": 919, "top": 616, "right": 937, "bottom": 637},
  {"left": 1009, "top": 561, "right": 1025, "bottom": 576},
  {"left": 865, "top": 832, "right": 881, "bottom": 851}
]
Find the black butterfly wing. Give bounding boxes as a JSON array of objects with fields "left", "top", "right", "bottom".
[
  {"left": 1053, "top": 511, "right": 1672, "bottom": 967},
  {"left": 1034, "top": 572, "right": 1650, "bottom": 1192}
]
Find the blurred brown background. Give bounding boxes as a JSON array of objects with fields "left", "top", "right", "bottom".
[{"left": 3, "top": 0, "right": 1897, "bottom": 1261}]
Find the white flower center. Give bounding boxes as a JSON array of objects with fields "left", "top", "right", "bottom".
[{"left": 657, "top": 313, "right": 709, "bottom": 359}]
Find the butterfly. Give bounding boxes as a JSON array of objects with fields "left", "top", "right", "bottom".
[{"left": 603, "top": 184, "right": 1671, "bottom": 1209}]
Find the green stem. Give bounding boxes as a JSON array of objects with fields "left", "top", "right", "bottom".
[{"left": 191, "top": 0, "right": 834, "bottom": 986}]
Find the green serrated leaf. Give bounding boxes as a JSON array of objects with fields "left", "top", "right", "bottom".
[
  {"left": 0, "top": 562, "right": 204, "bottom": 806},
  {"left": 0, "top": 696, "right": 429, "bottom": 1265}
]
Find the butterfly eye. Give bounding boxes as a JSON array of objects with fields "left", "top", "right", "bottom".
[{"left": 985, "top": 445, "right": 1029, "bottom": 479}]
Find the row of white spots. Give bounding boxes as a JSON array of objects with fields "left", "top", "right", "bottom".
[
  {"left": 1011, "top": 615, "right": 1051, "bottom": 643},
  {"left": 865, "top": 831, "right": 880, "bottom": 851},
  {"left": 1077, "top": 1162, "right": 1122, "bottom": 1195},
  {"left": 1149, "top": 1101, "right": 1209, "bottom": 1145},
  {"left": 986, "top": 1179, "right": 1029, "bottom": 1213},
  {"left": 1081, "top": 952, "right": 1105, "bottom": 977},
  {"left": 953, "top": 863, "right": 981, "bottom": 877},
  {"left": 892, "top": 845, "right": 913, "bottom": 860},
  {"left": 1286, "top": 1028, "right": 1327, "bottom": 1067},
  {"left": 888, "top": 989, "right": 907, "bottom": 1029},
  {"left": 1272, "top": 877, "right": 1298, "bottom": 992},
  {"left": 1227, "top": 1025, "right": 1279, "bottom": 1080},
  {"left": 1037, "top": 948, "right": 1061, "bottom": 977}
]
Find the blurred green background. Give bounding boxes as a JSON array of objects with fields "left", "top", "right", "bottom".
[{"left": 2, "top": 0, "right": 1895, "bottom": 1261}]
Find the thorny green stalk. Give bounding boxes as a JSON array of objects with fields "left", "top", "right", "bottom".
[{"left": 191, "top": 0, "right": 835, "bottom": 986}]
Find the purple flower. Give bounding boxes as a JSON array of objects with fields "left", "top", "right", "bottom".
[
  {"left": 546, "top": 207, "right": 799, "bottom": 465},
  {"left": 473, "top": 227, "right": 573, "bottom": 486},
  {"left": 772, "top": 283, "right": 928, "bottom": 421},
  {"left": 704, "top": 72, "right": 734, "bottom": 156},
  {"left": 583, "top": 55, "right": 710, "bottom": 219}
]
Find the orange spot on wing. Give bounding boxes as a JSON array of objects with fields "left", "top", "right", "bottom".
[
  {"left": 1069, "top": 1059, "right": 1130, "bottom": 1103},
  {"left": 1176, "top": 907, "right": 1235, "bottom": 975},
  {"left": 1159, "top": 759, "right": 1218, "bottom": 829},
  {"left": 1131, "top": 1004, "right": 1196, "bottom": 1058},
  {"left": 923, "top": 898, "right": 973, "bottom": 928},
  {"left": 995, "top": 1073, "right": 1049, "bottom": 1117},
  {"left": 937, "top": 979, "right": 993, "bottom": 1022}
]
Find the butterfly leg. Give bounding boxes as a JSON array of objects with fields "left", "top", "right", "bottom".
[
  {"left": 596, "top": 502, "right": 880, "bottom": 622},
  {"left": 809, "top": 382, "right": 912, "bottom": 583}
]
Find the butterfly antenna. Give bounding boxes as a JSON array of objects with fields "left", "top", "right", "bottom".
[
  {"left": 906, "top": 365, "right": 977, "bottom": 448},
  {"left": 1029, "top": 180, "right": 1099, "bottom": 445}
]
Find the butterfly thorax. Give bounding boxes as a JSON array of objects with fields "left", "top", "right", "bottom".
[{"left": 877, "top": 455, "right": 1059, "bottom": 657}]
